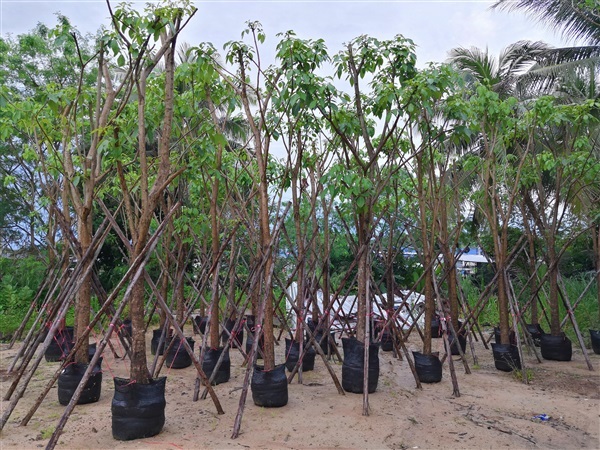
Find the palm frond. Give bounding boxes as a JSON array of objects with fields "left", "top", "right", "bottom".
[
  {"left": 518, "top": 49, "right": 600, "bottom": 95},
  {"left": 492, "top": 0, "right": 600, "bottom": 46},
  {"left": 447, "top": 46, "right": 499, "bottom": 86},
  {"left": 500, "top": 40, "right": 552, "bottom": 75}
]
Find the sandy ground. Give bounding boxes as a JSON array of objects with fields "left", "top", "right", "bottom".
[{"left": 1, "top": 330, "right": 599, "bottom": 450}]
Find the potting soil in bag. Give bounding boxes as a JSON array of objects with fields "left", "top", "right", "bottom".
[
  {"left": 251, "top": 364, "right": 288, "bottom": 407},
  {"left": 590, "top": 329, "right": 600, "bottom": 355},
  {"left": 201, "top": 347, "right": 231, "bottom": 385},
  {"left": 341, "top": 337, "right": 379, "bottom": 393},
  {"left": 284, "top": 338, "right": 316, "bottom": 372},
  {"left": 57, "top": 357, "right": 103, "bottom": 405},
  {"left": 165, "top": 336, "right": 194, "bottom": 369},
  {"left": 112, "top": 376, "right": 167, "bottom": 441},
  {"left": 491, "top": 343, "right": 521, "bottom": 372},
  {"left": 413, "top": 351, "right": 442, "bottom": 383},
  {"left": 540, "top": 334, "right": 572, "bottom": 361}
]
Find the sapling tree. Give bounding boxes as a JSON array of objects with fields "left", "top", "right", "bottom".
[
  {"left": 105, "top": 0, "right": 196, "bottom": 383},
  {"left": 520, "top": 96, "right": 600, "bottom": 336},
  {"left": 466, "top": 85, "right": 531, "bottom": 345}
]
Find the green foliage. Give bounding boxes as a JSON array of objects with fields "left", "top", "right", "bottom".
[
  {"left": 561, "top": 274, "right": 599, "bottom": 342},
  {"left": 0, "top": 255, "right": 46, "bottom": 334},
  {"left": 559, "top": 233, "right": 595, "bottom": 277},
  {"left": 512, "top": 368, "right": 534, "bottom": 383}
]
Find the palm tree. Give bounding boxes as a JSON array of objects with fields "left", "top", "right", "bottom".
[
  {"left": 492, "top": 0, "right": 599, "bottom": 46},
  {"left": 447, "top": 43, "right": 549, "bottom": 345},
  {"left": 494, "top": 1, "right": 600, "bottom": 337},
  {"left": 447, "top": 40, "right": 551, "bottom": 98},
  {"left": 492, "top": 1, "right": 600, "bottom": 93}
]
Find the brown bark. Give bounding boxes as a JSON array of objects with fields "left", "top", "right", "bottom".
[
  {"left": 291, "top": 135, "right": 305, "bottom": 343},
  {"left": 439, "top": 199, "right": 459, "bottom": 331},
  {"left": 416, "top": 151, "right": 435, "bottom": 355},
  {"left": 522, "top": 202, "right": 539, "bottom": 324},
  {"left": 208, "top": 95, "right": 224, "bottom": 349},
  {"left": 595, "top": 224, "right": 600, "bottom": 324},
  {"left": 547, "top": 242, "right": 561, "bottom": 335},
  {"left": 73, "top": 214, "right": 93, "bottom": 364},
  {"left": 355, "top": 211, "right": 369, "bottom": 343},
  {"left": 236, "top": 49, "right": 276, "bottom": 370},
  {"left": 129, "top": 22, "right": 181, "bottom": 383},
  {"left": 175, "top": 238, "right": 186, "bottom": 327}
]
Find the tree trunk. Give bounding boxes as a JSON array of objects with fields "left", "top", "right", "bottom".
[
  {"left": 291, "top": 149, "right": 305, "bottom": 343},
  {"left": 422, "top": 255, "right": 434, "bottom": 355},
  {"left": 321, "top": 197, "right": 331, "bottom": 331},
  {"left": 547, "top": 241, "right": 561, "bottom": 336},
  {"left": 593, "top": 224, "right": 600, "bottom": 324},
  {"left": 355, "top": 211, "right": 369, "bottom": 343},
  {"left": 129, "top": 213, "right": 153, "bottom": 384},
  {"left": 525, "top": 213, "right": 539, "bottom": 324},
  {"left": 417, "top": 153, "right": 434, "bottom": 355},
  {"left": 74, "top": 214, "right": 93, "bottom": 364},
  {"left": 175, "top": 239, "right": 186, "bottom": 327}
]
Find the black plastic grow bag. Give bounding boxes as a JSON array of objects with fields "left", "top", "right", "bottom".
[
  {"left": 245, "top": 315, "right": 264, "bottom": 356},
  {"left": 192, "top": 316, "right": 208, "bottom": 334},
  {"left": 491, "top": 343, "right": 521, "bottom": 372},
  {"left": 44, "top": 327, "right": 74, "bottom": 362},
  {"left": 413, "top": 351, "right": 442, "bottom": 383},
  {"left": 87, "top": 342, "right": 97, "bottom": 361},
  {"left": 201, "top": 347, "right": 231, "bottom": 385},
  {"left": 380, "top": 330, "right": 395, "bottom": 352},
  {"left": 449, "top": 331, "right": 467, "bottom": 356},
  {"left": 166, "top": 336, "right": 194, "bottom": 369},
  {"left": 526, "top": 323, "right": 545, "bottom": 347},
  {"left": 310, "top": 331, "right": 337, "bottom": 355},
  {"left": 341, "top": 337, "right": 379, "bottom": 394},
  {"left": 151, "top": 329, "right": 172, "bottom": 356},
  {"left": 221, "top": 318, "right": 244, "bottom": 349},
  {"left": 251, "top": 364, "right": 288, "bottom": 407},
  {"left": 540, "top": 333, "right": 572, "bottom": 361},
  {"left": 112, "top": 376, "right": 167, "bottom": 441},
  {"left": 493, "top": 327, "right": 517, "bottom": 346},
  {"left": 590, "top": 329, "right": 600, "bottom": 355},
  {"left": 284, "top": 338, "right": 316, "bottom": 372},
  {"left": 122, "top": 319, "right": 132, "bottom": 339},
  {"left": 58, "top": 357, "right": 103, "bottom": 405},
  {"left": 431, "top": 316, "right": 442, "bottom": 338},
  {"left": 306, "top": 318, "right": 337, "bottom": 355}
]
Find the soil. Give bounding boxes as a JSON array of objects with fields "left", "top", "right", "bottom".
[{"left": 1, "top": 330, "right": 599, "bottom": 449}]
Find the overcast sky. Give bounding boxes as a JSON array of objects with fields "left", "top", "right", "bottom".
[{"left": 2, "top": 1, "right": 570, "bottom": 67}]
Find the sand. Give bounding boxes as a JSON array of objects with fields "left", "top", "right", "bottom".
[{"left": 1, "top": 330, "right": 599, "bottom": 449}]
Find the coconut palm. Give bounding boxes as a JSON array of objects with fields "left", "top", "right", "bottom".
[
  {"left": 492, "top": 0, "right": 599, "bottom": 46},
  {"left": 492, "top": 1, "right": 600, "bottom": 93},
  {"left": 447, "top": 42, "right": 552, "bottom": 346},
  {"left": 447, "top": 40, "right": 551, "bottom": 98}
]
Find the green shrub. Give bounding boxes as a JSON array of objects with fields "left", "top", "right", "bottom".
[{"left": 0, "top": 255, "right": 46, "bottom": 335}]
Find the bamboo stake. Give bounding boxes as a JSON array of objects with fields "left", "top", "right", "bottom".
[
  {"left": 362, "top": 268, "right": 371, "bottom": 416},
  {"left": 506, "top": 275, "right": 528, "bottom": 384},
  {"left": 507, "top": 278, "right": 542, "bottom": 363},
  {"left": 6, "top": 257, "right": 70, "bottom": 373},
  {"left": 557, "top": 274, "right": 594, "bottom": 371},
  {"left": 559, "top": 269, "right": 598, "bottom": 328},
  {"left": 44, "top": 204, "right": 181, "bottom": 450},
  {"left": 231, "top": 203, "right": 290, "bottom": 439},
  {"left": 8, "top": 261, "right": 59, "bottom": 348},
  {"left": 0, "top": 219, "right": 111, "bottom": 430}
]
